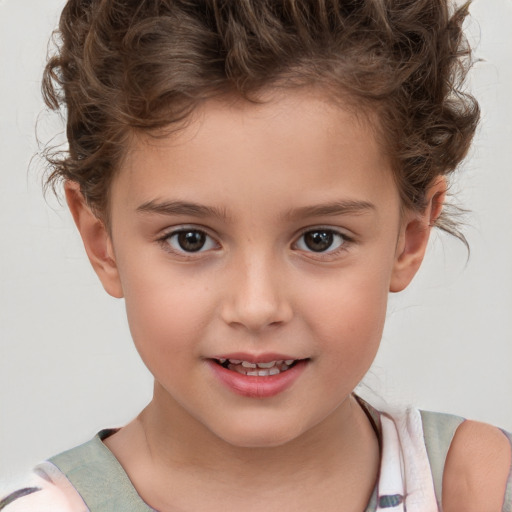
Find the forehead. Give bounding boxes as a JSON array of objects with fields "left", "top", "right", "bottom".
[{"left": 113, "top": 90, "right": 398, "bottom": 218}]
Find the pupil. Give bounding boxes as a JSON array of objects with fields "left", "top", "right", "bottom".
[
  {"left": 178, "top": 231, "right": 205, "bottom": 252},
  {"left": 304, "top": 231, "right": 333, "bottom": 252}
]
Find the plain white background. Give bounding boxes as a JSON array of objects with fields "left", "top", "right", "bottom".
[{"left": 1, "top": 0, "right": 511, "bottom": 485}]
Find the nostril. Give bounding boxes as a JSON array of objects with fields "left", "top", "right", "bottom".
[{"left": 221, "top": 297, "right": 294, "bottom": 332}]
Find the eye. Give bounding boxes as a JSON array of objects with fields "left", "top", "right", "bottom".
[
  {"left": 164, "top": 229, "right": 218, "bottom": 253},
  {"left": 295, "top": 229, "right": 346, "bottom": 253}
]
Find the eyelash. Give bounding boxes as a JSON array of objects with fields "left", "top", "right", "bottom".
[
  {"left": 158, "top": 227, "right": 219, "bottom": 257},
  {"left": 157, "top": 226, "right": 353, "bottom": 259},
  {"left": 293, "top": 227, "right": 353, "bottom": 259}
]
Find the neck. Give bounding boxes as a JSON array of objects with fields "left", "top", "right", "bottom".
[
  {"left": 147, "top": 386, "right": 370, "bottom": 474},
  {"left": 105, "top": 384, "right": 379, "bottom": 511}
]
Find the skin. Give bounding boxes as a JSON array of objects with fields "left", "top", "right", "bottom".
[
  {"left": 443, "top": 420, "right": 511, "bottom": 512},
  {"left": 65, "top": 90, "right": 509, "bottom": 511}
]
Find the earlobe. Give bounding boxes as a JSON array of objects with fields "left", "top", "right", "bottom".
[
  {"left": 64, "top": 181, "right": 124, "bottom": 298},
  {"left": 390, "top": 177, "right": 447, "bottom": 292}
]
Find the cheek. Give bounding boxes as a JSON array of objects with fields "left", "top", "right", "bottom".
[
  {"left": 120, "top": 264, "right": 215, "bottom": 363},
  {"left": 300, "top": 265, "right": 390, "bottom": 363}
]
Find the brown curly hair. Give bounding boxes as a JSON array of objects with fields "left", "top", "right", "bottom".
[{"left": 42, "top": 0, "right": 479, "bottom": 237}]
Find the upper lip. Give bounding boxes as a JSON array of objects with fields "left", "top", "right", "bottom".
[{"left": 209, "top": 353, "right": 306, "bottom": 363}]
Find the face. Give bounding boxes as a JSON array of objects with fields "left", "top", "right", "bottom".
[{"left": 84, "top": 91, "right": 424, "bottom": 448}]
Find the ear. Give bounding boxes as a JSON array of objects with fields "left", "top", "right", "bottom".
[
  {"left": 65, "top": 181, "right": 124, "bottom": 298},
  {"left": 390, "top": 177, "right": 446, "bottom": 292}
]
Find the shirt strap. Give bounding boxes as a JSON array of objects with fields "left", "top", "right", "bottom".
[
  {"left": 499, "top": 429, "right": 512, "bottom": 512},
  {"left": 48, "top": 430, "right": 154, "bottom": 512},
  {"left": 419, "top": 410, "right": 464, "bottom": 509}
]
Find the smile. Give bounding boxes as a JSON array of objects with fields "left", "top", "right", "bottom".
[
  {"left": 208, "top": 356, "right": 309, "bottom": 398},
  {"left": 214, "top": 358, "right": 298, "bottom": 376}
]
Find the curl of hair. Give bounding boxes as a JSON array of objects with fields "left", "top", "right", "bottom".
[{"left": 42, "top": 0, "right": 479, "bottom": 239}]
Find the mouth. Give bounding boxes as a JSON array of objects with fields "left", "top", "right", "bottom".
[
  {"left": 208, "top": 355, "right": 310, "bottom": 398},
  {"left": 211, "top": 357, "right": 303, "bottom": 377}
]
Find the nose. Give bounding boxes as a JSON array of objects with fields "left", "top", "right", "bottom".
[{"left": 220, "top": 253, "right": 293, "bottom": 332}]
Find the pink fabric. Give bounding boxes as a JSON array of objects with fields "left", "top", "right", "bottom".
[{"left": 2, "top": 462, "right": 87, "bottom": 512}]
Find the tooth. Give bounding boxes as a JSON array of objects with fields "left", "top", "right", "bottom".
[
  {"left": 241, "top": 361, "right": 257, "bottom": 368},
  {"left": 269, "top": 367, "right": 280, "bottom": 375},
  {"left": 219, "top": 358, "right": 227, "bottom": 364},
  {"left": 258, "top": 370, "right": 270, "bottom": 376},
  {"left": 246, "top": 370, "right": 259, "bottom": 376},
  {"left": 257, "top": 361, "right": 276, "bottom": 368},
  {"left": 285, "top": 359, "right": 295, "bottom": 365},
  {"left": 228, "top": 364, "right": 246, "bottom": 375},
  {"left": 276, "top": 360, "right": 284, "bottom": 365},
  {"left": 229, "top": 359, "right": 242, "bottom": 364},
  {"left": 281, "top": 365, "right": 290, "bottom": 371}
]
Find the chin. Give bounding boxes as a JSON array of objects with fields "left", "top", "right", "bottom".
[
  {"left": 219, "top": 431, "right": 298, "bottom": 449},
  {"left": 212, "top": 416, "right": 310, "bottom": 449}
]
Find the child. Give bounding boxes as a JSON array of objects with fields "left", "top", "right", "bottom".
[{"left": 1, "top": 0, "right": 511, "bottom": 511}]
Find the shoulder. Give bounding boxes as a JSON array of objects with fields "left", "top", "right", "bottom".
[
  {"left": 0, "top": 462, "right": 87, "bottom": 512},
  {"left": 419, "top": 410, "right": 512, "bottom": 512},
  {"left": 442, "top": 419, "right": 512, "bottom": 512}
]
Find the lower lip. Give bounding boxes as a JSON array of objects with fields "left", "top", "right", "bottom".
[{"left": 207, "top": 360, "right": 308, "bottom": 399}]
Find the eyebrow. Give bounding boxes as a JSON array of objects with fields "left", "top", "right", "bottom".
[
  {"left": 136, "top": 200, "right": 230, "bottom": 221},
  {"left": 136, "top": 199, "right": 375, "bottom": 221},
  {"left": 283, "top": 200, "right": 376, "bottom": 220}
]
